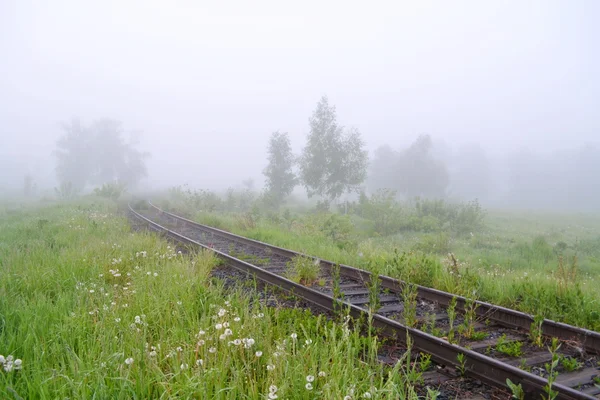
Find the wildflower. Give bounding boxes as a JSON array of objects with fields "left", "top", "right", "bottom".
[
  {"left": 135, "top": 316, "right": 142, "bottom": 324},
  {"left": 255, "top": 351, "right": 263, "bottom": 357},
  {"left": 215, "top": 323, "right": 223, "bottom": 330},
  {"left": 344, "top": 397, "right": 352, "bottom": 400},
  {"left": 267, "top": 364, "right": 275, "bottom": 371},
  {"left": 0, "top": 355, "right": 5, "bottom": 364},
  {"left": 177, "top": 301, "right": 182, "bottom": 306},
  {"left": 363, "top": 392, "right": 372, "bottom": 399},
  {"left": 197, "top": 339, "right": 205, "bottom": 346},
  {"left": 318, "top": 371, "right": 326, "bottom": 377},
  {"left": 306, "top": 375, "right": 315, "bottom": 383},
  {"left": 209, "top": 347, "right": 217, "bottom": 353},
  {"left": 269, "top": 385, "right": 278, "bottom": 393},
  {"left": 220, "top": 334, "right": 227, "bottom": 340},
  {"left": 233, "top": 339, "right": 241, "bottom": 346},
  {"left": 223, "top": 322, "right": 230, "bottom": 328},
  {"left": 197, "top": 330, "right": 206, "bottom": 336},
  {"left": 196, "top": 359, "right": 203, "bottom": 366},
  {"left": 176, "top": 346, "right": 183, "bottom": 352},
  {"left": 305, "top": 339, "right": 313, "bottom": 345},
  {"left": 268, "top": 393, "right": 278, "bottom": 400},
  {"left": 115, "top": 318, "right": 121, "bottom": 323},
  {"left": 218, "top": 308, "right": 226, "bottom": 317},
  {"left": 153, "top": 272, "right": 158, "bottom": 277},
  {"left": 224, "top": 328, "right": 233, "bottom": 336},
  {"left": 125, "top": 357, "right": 134, "bottom": 365},
  {"left": 146, "top": 271, "right": 151, "bottom": 275},
  {"left": 305, "top": 383, "right": 313, "bottom": 390},
  {"left": 180, "top": 363, "right": 188, "bottom": 370},
  {"left": 89, "top": 289, "right": 95, "bottom": 293},
  {"left": 234, "top": 317, "right": 241, "bottom": 322},
  {"left": 149, "top": 351, "right": 157, "bottom": 357},
  {"left": 290, "top": 333, "right": 297, "bottom": 340}
]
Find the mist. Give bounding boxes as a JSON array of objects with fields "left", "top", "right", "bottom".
[{"left": 1, "top": 0, "right": 599, "bottom": 211}]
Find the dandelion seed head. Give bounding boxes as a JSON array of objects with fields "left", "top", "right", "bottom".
[
  {"left": 305, "top": 383, "right": 313, "bottom": 390},
  {"left": 267, "top": 364, "right": 275, "bottom": 371},
  {"left": 209, "top": 347, "right": 217, "bottom": 353},
  {"left": 318, "top": 371, "right": 326, "bottom": 377},
  {"left": 290, "top": 333, "right": 297, "bottom": 340},
  {"left": 255, "top": 351, "right": 262, "bottom": 357},
  {"left": 196, "top": 359, "right": 203, "bottom": 366},
  {"left": 306, "top": 375, "right": 315, "bottom": 382},
  {"left": 125, "top": 357, "right": 134, "bottom": 365}
]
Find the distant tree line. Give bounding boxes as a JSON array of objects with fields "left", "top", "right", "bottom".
[{"left": 54, "top": 119, "right": 148, "bottom": 197}]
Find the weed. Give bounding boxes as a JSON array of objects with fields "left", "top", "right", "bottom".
[
  {"left": 529, "top": 314, "right": 544, "bottom": 348},
  {"left": 542, "top": 338, "right": 561, "bottom": 400},
  {"left": 468, "top": 331, "right": 488, "bottom": 341},
  {"left": 559, "top": 356, "right": 581, "bottom": 372},
  {"left": 447, "top": 296, "right": 458, "bottom": 344},
  {"left": 402, "top": 282, "right": 418, "bottom": 328},
  {"left": 496, "top": 335, "right": 523, "bottom": 357},
  {"left": 506, "top": 378, "right": 525, "bottom": 400},
  {"left": 286, "top": 255, "right": 320, "bottom": 285},
  {"left": 456, "top": 353, "right": 467, "bottom": 377},
  {"left": 461, "top": 294, "right": 479, "bottom": 339}
]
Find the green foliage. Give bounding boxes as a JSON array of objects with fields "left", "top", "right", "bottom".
[
  {"left": 320, "top": 214, "right": 355, "bottom": 248},
  {"left": 386, "top": 250, "right": 442, "bottom": 287},
  {"left": 529, "top": 314, "right": 545, "bottom": 348},
  {"left": 412, "top": 232, "right": 450, "bottom": 255},
  {"left": 495, "top": 335, "right": 523, "bottom": 357},
  {"left": 299, "top": 96, "right": 368, "bottom": 201},
  {"left": 286, "top": 255, "right": 320, "bottom": 285},
  {"left": 559, "top": 356, "right": 581, "bottom": 372},
  {"left": 543, "top": 338, "right": 561, "bottom": 400},
  {"left": 93, "top": 182, "right": 127, "bottom": 200},
  {"left": 263, "top": 131, "right": 297, "bottom": 207},
  {"left": 358, "top": 189, "right": 403, "bottom": 235},
  {"left": 506, "top": 378, "right": 525, "bottom": 400}
]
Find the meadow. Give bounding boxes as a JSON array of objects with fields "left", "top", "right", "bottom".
[
  {"left": 0, "top": 200, "right": 437, "bottom": 399},
  {"left": 159, "top": 188, "right": 600, "bottom": 332}
]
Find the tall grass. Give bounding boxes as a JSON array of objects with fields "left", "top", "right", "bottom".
[{"left": 0, "top": 201, "right": 436, "bottom": 399}]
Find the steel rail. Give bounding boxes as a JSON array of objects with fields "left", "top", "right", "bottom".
[
  {"left": 130, "top": 203, "right": 597, "bottom": 400},
  {"left": 148, "top": 202, "right": 600, "bottom": 355}
]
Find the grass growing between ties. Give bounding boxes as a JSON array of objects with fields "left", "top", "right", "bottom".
[{"left": 0, "top": 200, "right": 438, "bottom": 399}]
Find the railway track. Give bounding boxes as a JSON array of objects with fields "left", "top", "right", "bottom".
[{"left": 129, "top": 202, "right": 600, "bottom": 399}]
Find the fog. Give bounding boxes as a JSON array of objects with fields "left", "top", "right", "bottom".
[{"left": 1, "top": 1, "right": 599, "bottom": 210}]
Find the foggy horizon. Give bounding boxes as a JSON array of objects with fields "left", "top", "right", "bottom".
[{"left": 1, "top": 1, "right": 599, "bottom": 209}]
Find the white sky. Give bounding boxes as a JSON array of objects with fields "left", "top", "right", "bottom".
[{"left": 1, "top": 0, "right": 598, "bottom": 188}]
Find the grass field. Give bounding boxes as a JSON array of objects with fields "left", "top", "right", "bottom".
[
  {"left": 177, "top": 200, "right": 600, "bottom": 332},
  {"left": 0, "top": 200, "right": 436, "bottom": 399}
]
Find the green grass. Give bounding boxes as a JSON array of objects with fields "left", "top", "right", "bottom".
[
  {"left": 188, "top": 208, "right": 600, "bottom": 332},
  {"left": 0, "top": 200, "right": 437, "bottom": 399}
]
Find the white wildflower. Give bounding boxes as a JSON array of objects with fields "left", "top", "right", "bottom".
[
  {"left": 267, "top": 364, "right": 275, "bottom": 371},
  {"left": 305, "top": 383, "right": 313, "bottom": 390},
  {"left": 306, "top": 375, "right": 315, "bottom": 382},
  {"left": 255, "top": 351, "right": 263, "bottom": 357},
  {"left": 125, "top": 357, "right": 134, "bottom": 365}
]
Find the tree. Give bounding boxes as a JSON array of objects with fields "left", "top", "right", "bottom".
[
  {"left": 368, "top": 135, "right": 449, "bottom": 199},
  {"left": 263, "top": 131, "right": 296, "bottom": 206},
  {"left": 395, "top": 134, "right": 449, "bottom": 198},
  {"left": 299, "top": 96, "right": 368, "bottom": 201},
  {"left": 54, "top": 118, "right": 148, "bottom": 193}
]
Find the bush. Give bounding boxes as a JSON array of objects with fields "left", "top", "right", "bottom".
[{"left": 94, "top": 182, "right": 127, "bottom": 200}]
